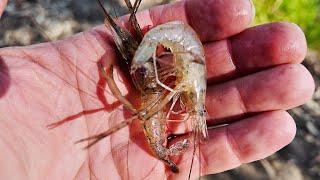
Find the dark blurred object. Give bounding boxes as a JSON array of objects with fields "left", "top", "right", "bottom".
[{"left": 71, "top": 0, "right": 106, "bottom": 22}]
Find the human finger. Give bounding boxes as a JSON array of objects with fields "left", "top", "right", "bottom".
[
  {"left": 0, "top": 0, "right": 7, "bottom": 18},
  {"left": 121, "top": 0, "right": 254, "bottom": 42},
  {"left": 205, "top": 64, "right": 314, "bottom": 125},
  {"left": 170, "top": 110, "right": 296, "bottom": 179},
  {"left": 204, "top": 22, "right": 307, "bottom": 83}
]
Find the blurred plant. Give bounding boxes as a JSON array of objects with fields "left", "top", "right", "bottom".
[{"left": 253, "top": 0, "right": 320, "bottom": 50}]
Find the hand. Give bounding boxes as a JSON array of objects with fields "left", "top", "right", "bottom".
[
  {"left": 0, "top": 0, "right": 7, "bottom": 18},
  {"left": 0, "top": 0, "right": 314, "bottom": 179}
]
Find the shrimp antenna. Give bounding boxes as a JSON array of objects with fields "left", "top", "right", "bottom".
[
  {"left": 188, "top": 132, "right": 198, "bottom": 180},
  {"left": 127, "top": 0, "right": 143, "bottom": 40},
  {"left": 96, "top": 0, "right": 139, "bottom": 67},
  {"left": 96, "top": 0, "right": 117, "bottom": 28},
  {"left": 132, "top": 0, "right": 142, "bottom": 14}
]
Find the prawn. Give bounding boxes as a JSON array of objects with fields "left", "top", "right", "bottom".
[
  {"left": 49, "top": 0, "right": 208, "bottom": 176},
  {"left": 78, "top": 21, "right": 208, "bottom": 174},
  {"left": 129, "top": 21, "right": 208, "bottom": 177}
]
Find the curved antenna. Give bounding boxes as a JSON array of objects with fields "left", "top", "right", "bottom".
[{"left": 97, "top": 0, "right": 117, "bottom": 28}]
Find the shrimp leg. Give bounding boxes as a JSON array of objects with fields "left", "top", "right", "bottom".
[
  {"left": 98, "top": 63, "right": 137, "bottom": 113},
  {"left": 152, "top": 52, "right": 176, "bottom": 92},
  {"left": 166, "top": 94, "right": 180, "bottom": 119}
]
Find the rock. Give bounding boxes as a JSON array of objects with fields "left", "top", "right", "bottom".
[
  {"left": 306, "top": 121, "right": 319, "bottom": 136},
  {"left": 275, "top": 161, "right": 303, "bottom": 180}
]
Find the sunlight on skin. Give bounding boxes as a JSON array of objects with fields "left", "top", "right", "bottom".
[{"left": 0, "top": 0, "right": 315, "bottom": 179}]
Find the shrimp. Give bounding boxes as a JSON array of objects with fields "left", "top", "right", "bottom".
[
  {"left": 134, "top": 62, "right": 191, "bottom": 172},
  {"left": 131, "top": 21, "right": 208, "bottom": 142},
  {"left": 128, "top": 21, "right": 208, "bottom": 176},
  {"left": 77, "top": 20, "right": 208, "bottom": 174},
  {"left": 133, "top": 60, "right": 192, "bottom": 173},
  {"left": 94, "top": 20, "right": 208, "bottom": 173},
  {"left": 51, "top": 0, "right": 207, "bottom": 176}
]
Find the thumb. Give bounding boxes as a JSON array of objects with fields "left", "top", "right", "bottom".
[{"left": 0, "top": 0, "right": 8, "bottom": 18}]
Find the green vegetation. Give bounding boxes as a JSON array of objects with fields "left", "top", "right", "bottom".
[{"left": 253, "top": 0, "right": 320, "bottom": 50}]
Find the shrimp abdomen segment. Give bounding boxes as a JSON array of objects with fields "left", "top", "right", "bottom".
[
  {"left": 131, "top": 21, "right": 205, "bottom": 69},
  {"left": 143, "top": 116, "right": 190, "bottom": 173}
]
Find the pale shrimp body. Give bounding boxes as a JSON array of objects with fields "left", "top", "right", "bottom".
[
  {"left": 131, "top": 21, "right": 208, "bottom": 142},
  {"left": 129, "top": 21, "right": 208, "bottom": 173},
  {"left": 72, "top": 21, "right": 208, "bottom": 173}
]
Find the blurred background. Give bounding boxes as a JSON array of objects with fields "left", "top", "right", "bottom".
[{"left": 0, "top": 0, "right": 319, "bottom": 179}]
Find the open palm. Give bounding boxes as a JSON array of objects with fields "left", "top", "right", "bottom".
[{"left": 0, "top": 0, "right": 314, "bottom": 179}]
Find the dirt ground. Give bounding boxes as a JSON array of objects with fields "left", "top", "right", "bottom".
[{"left": 0, "top": 0, "right": 319, "bottom": 179}]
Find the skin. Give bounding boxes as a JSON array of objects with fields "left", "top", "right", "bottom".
[
  {"left": 0, "top": 0, "right": 315, "bottom": 179},
  {"left": 0, "top": 0, "right": 6, "bottom": 18}
]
